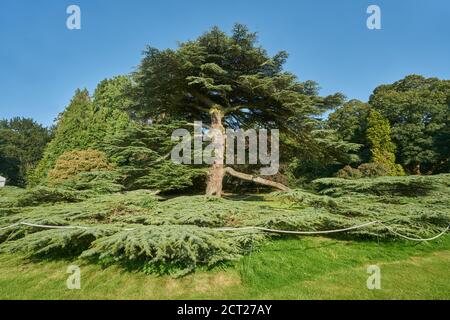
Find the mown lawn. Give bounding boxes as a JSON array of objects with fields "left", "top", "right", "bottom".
[{"left": 1, "top": 234, "right": 449, "bottom": 300}]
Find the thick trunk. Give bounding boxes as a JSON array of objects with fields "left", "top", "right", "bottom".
[
  {"left": 205, "top": 108, "right": 225, "bottom": 196},
  {"left": 412, "top": 163, "right": 421, "bottom": 175},
  {"left": 225, "top": 167, "right": 291, "bottom": 192},
  {"left": 205, "top": 107, "right": 290, "bottom": 196}
]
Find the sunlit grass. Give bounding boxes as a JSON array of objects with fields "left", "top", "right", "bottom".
[
  {"left": 1, "top": 234, "right": 448, "bottom": 299},
  {"left": 238, "top": 235, "right": 450, "bottom": 299}
]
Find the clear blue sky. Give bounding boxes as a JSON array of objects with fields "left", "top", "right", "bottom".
[{"left": 1, "top": 0, "right": 449, "bottom": 127}]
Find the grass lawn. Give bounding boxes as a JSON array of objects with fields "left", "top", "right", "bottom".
[
  {"left": 1, "top": 234, "right": 449, "bottom": 300},
  {"left": 1, "top": 175, "right": 448, "bottom": 299}
]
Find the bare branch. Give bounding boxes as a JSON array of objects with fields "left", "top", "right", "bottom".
[{"left": 224, "top": 167, "right": 290, "bottom": 192}]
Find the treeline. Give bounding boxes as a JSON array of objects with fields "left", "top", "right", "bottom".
[
  {"left": 1, "top": 25, "right": 449, "bottom": 191},
  {"left": 329, "top": 75, "right": 450, "bottom": 176},
  {"left": 0, "top": 118, "right": 52, "bottom": 186}
]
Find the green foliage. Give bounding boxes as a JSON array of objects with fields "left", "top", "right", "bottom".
[
  {"left": 81, "top": 225, "right": 261, "bottom": 276},
  {"left": 31, "top": 83, "right": 131, "bottom": 185},
  {"left": 1, "top": 227, "right": 115, "bottom": 258},
  {"left": 0, "top": 118, "right": 51, "bottom": 186},
  {"left": 367, "top": 110, "right": 395, "bottom": 155},
  {"left": 131, "top": 24, "right": 347, "bottom": 183},
  {"left": 328, "top": 100, "right": 370, "bottom": 142},
  {"left": 0, "top": 190, "right": 161, "bottom": 234},
  {"left": 369, "top": 75, "right": 450, "bottom": 173},
  {"left": 137, "top": 195, "right": 266, "bottom": 227},
  {"left": 0, "top": 174, "right": 448, "bottom": 275},
  {"left": 15, "top": 187, "right": 85, "bottom": 207},
  {"left": 48, "top": 149, "right": 113, "bottom": 185},
  {"left": 58, "top": 171, "right": 124, "bottom": 194},
  {"left": 330, "top": 109, "right": 404, "bottom": 180},
  {"left": 327, "top": 99, "right": 370, "bottom": 159},
  {"left": 313, "top": 174, "right": 449, "bottom": 197},
  {"left": 270, "top": 189, "right": 337, "bottom": 209},
  {"left": 103, "top": 123, "right": 206, "bottom": 193},
  {"left": 357, "top": 162, "right": 390, "bottom": 178},
  {"left": 366, "top": 109, "right": 404, "bottom": 176},
  {"left": 0, "top": 187, "right": 27, "bottom": 208},
  {"left": 335, "top": 165, "right": 363, "bottom": 180},
  {"left": 133, "top": 23, "right": 340, "bottom": 125},
  {"left": 90, "top": 76, "right": 134, "bottom": 142},
  {"left": 31, "top": 90, "right": 93, "bottom": 184},
  {"left": 93, "top": 76, "right": 133, "bottom": 112},
  {"left": 284, "top": 129, "right": 361, "bottom": 184},
  {"left": 0, "top": 215, "right": 70, "bottom": 244},
  {"left": 336, "top": 163, "right": 390, "bottom": 180}
]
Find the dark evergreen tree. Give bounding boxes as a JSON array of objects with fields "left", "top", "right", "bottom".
[
  {"left": 32, "top": 78, "right": 132, "bottom": 185},
  {"left": 131, "top": 24, "right": 344, "bottom": 196},
  {"left": 102, "top": 122, "right": 205, "bottom": 193},
  {"left": 366, "top": 109, "right": 404, "bottom": 176},
  {"left": 0, "top": 117, "right": 51, "bottom": 186},
  {"left": 369, "top": 75, "right": 450, "bottom": 174},
  {"left": 327, "top": 99, "right": 370, "bottom": 162}
]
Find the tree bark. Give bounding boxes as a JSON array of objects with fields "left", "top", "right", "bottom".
[
  {"left": 412, "top": 163, "right": 421, "bottom": 175},
  {"left": 225, "top": 167, "right": 291, "bottom": 192},
  {"left": 205, "top": 108, "right": 225, "bottom": 196},
  {"left": 205, "top": 106, "right": 291, "bottom": 196}
]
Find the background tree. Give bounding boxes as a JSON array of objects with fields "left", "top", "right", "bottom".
[
  {"left": 102, "top": 122, "right": 206, "bottom": 193},
  {"left": 284, "top": 128, "right": 361, "bottom": 184},
  {"left": 131, "top": 24, "right": 344, "bottom": 196},
  {"left": 32, "top": 78, "right": 132, "bottom": 185},
  {"left": 369, "top": 75, "right": 450, "bottom": 174},
  {"left": 0, "top": 117, "right": 51, "bottom": 186},
  {"left": 47, "top": 149, "right": 113, "bottom": 185},
  {"left": 434, "top": 114, "right": 450, "bottom": 173},
  {"left": 366, "top": 109, "right": 404, "bottom": 176},
  {"left": 327, "top": 99, "right": 370, "bottom": 163}
]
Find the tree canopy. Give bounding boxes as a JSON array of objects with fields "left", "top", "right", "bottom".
[
  {"left": 3, "top": 26, "right": 448, "bottom": 191},
  {"left": 31, "top": 78, "right": 132, "bottom": 185},
  {"left": 102, "top": 122, "right": 206, "bottom": 193},
  {"left": 366, "top": 109, "right": 404, "bottom": 176},
  {"left": 328, "top": 99, "right": 370, "bottom": 145},
  {"left": 0, "top": 117, "right": 51, "bottom": 186},
  {"left": 132, "top": 24, "right": 343, "bottom": 128},
  {"left": 130, "top": 24, "right": 346, "bottom": 195},
  {"left": 369, "top": 75, "right": 450, "bottom": 174}
]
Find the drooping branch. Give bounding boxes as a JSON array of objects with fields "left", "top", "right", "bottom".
[{"left": 224, "top": 167, "right": 290, "bottom": 192}]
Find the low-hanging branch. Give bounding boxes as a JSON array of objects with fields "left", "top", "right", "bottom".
[{"left": 224, "top": 167, "right": 290, "bottom": 192}]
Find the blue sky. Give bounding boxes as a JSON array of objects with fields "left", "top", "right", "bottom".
[{"left": 0, "top": 0, "right": 449, "bottom": 127}]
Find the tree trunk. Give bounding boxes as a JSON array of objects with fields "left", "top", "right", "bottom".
[
  {"left": 205, "top": 108, "right": 225, "bottom": 196},
  {"left": 205, "top": 107, "right": 291, "bottom": 196},
  {"left": 412, "top": 163, "right": 421, "bottom": 175},
  {"left": 225, "top": 167, "right": 291, "bottom": 192}
]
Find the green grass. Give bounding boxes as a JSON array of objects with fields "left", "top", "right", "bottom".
[
  {"left": 1, "top": 174, "right": 449, "bottom": 299},
  {"left": 1, "top": 234, "right": 449, "bottom": 299},
  {"left": 238, "top": 235, "right": 450, "bottom": 299}
]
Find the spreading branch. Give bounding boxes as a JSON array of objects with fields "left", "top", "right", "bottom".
[{"left": 224, "top": 167, "right": 290, "bottom": 192}]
